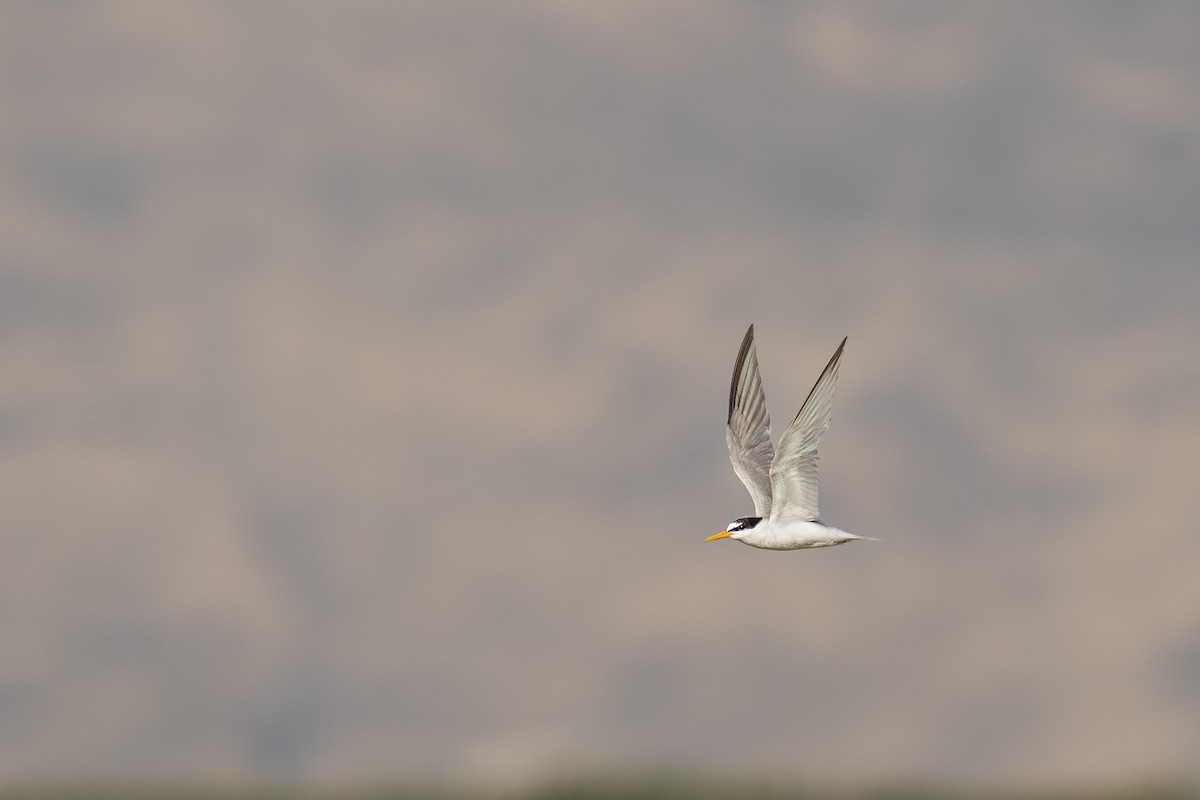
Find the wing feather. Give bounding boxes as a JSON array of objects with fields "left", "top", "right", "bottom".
[
  {"left": 768, "top": 337, "right": 846, "bottom": 523},
  {"left": 726, "top": 325, "right": 774, "bottom": 517}
]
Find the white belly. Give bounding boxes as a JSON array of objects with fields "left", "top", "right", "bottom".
[{"left": 739, "top": 520, "right": 860, "bottom": 551}]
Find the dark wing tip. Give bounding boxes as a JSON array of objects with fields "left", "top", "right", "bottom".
[
  {"left": 728, "top": 324, "right": 756, "bottom": 423},
  {"left": 791, "top": 336, "right": 849, "bottom": 424}
]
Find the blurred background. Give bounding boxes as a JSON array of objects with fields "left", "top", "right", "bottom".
[{"left": 2, "top": 1, "right": 1200, "bottom": 794}]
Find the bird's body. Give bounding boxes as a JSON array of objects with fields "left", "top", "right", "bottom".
[
  {"left": 721, "top": 517, "right": 862, "bottom": 551},
  {"left": 704, "top": 325, "right": 873, "bottom": 551}
]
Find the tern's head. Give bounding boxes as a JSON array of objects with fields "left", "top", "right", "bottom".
[{"left": 703, "top": 516, "right": 762, "bottom": 542}]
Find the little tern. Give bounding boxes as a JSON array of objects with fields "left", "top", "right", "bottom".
[{"left": 704, "top": 325, "right": 872, "bottom": 550}]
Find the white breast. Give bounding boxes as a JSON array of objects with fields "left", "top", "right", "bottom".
[{"left": 738, "top": 520, "right": 859, "bottom": 550}]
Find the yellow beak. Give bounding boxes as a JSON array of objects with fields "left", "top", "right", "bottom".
[{"left": 702, "top": 530, "right": 732, "bottom": 543}]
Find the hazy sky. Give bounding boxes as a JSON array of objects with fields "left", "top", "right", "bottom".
[{"left": 2, "top": 1, "right": 1200, "bottom": 786}]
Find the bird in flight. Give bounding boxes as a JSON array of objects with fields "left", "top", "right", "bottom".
[{"left": 704, "top": 325, "right": 873, "bottom": 550}]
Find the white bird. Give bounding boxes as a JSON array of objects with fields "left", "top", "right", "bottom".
[{"left": 704, "top": 325, "right": 873, "bottom": 550}]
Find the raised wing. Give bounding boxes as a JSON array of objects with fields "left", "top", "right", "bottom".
[
  {"left": 768, "top": 337, "right": 846, "bottom": 523},
  {"left": 726, "top": 324, "right": 774, "bottom": 516}
]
